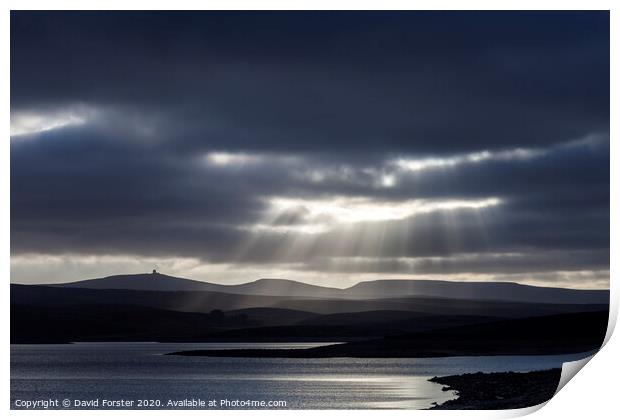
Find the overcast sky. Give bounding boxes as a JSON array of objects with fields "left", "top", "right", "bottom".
[{"left": 10, "top": 11, "right": 609, "bottom": 288}]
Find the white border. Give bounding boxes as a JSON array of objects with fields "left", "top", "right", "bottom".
[{"left": 3, "top": 2, "right": 617, "bottom": 420}]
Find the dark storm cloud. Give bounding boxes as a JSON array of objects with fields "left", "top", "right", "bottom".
[
  {"left": 10, "top": 11, "right": 609, "bottom": 284},
  {"left": 11, "top": 11, "right": 609, "bottom": 154}
]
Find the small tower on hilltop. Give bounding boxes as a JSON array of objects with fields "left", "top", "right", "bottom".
[{"left": 152, "top": 269, "right": 158, "bottom": 275}]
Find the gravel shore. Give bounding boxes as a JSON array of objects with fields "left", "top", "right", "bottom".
[{"left": 429, "top": 369, "right": 562, "bottom": 409}]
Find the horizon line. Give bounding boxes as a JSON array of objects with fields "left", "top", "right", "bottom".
[{"left": 10, "top": 271, "right": 611, "bottom": 292}]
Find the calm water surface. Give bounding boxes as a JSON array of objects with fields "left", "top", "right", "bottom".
[{"left": 11, "top": 342, "right": 593, "bottom": 409}]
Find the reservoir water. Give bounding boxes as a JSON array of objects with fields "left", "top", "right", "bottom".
[{"left": 11, "top": 342, "right": 594, "bottom": 409}]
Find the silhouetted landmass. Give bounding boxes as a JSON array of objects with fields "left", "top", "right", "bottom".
[
  {"left": 8, "top": 305, "right": 507, "bottom": 343},
  {"left": 346, "top": 280, "right": 608, "bottom": 304},
  {"left": 204, "top": 315, "right": 508, "bottom": 342},
  {"left": 295, "top": 310, "right": 503, "bottom": 328},
  {"left": 11, "top": 284, "right": 608, "bottom": 317},
  {"left": 38, "top": 273, "right": 609, "bottom": 304},
  {"left": 51, "top": 274, "right": 344, "bottom": 298},
  {"left": 169, "top": 311, "right": 607, "bottom": 358},
  {"left": 296, "top": 310, "right": 432, "bottom": 325},
  {"left": 11, "top": 305, "right": 250, "bottom": 343},
  {"left": 429, "top": 369, "right": 562, "bottom": 409},
  {"left": 10, "top": 282, "right": 609, "bottom": 347},
  {"left": 11, "top": 304, "right": 383, "bottom": 343},
  {"left": 226, "top": 307, "right": 319, "bottom": 326},
  {"left": 12, "top": 284, "right": 289, "bottom": 314},
  {"left": 189, "top": 325, "right": 384, "bottom": 342}
]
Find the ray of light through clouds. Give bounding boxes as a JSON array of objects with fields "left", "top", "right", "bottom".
[
  {"left": 10, "top": 11, "right": 609, "bottom": 289},
  {"left": 251, "top": 196, "right": 502, "bottom": 233}
]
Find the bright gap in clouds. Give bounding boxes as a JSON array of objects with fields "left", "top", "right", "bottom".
[
  {"left": 391, "top": 148, "right": 542, "bottom": 173},
  {"left": 10, "top": 109, "right": 90, "bottom": 137},
  {"left": 205, "top": 152, "right": 262, "bottom": 166},
  {"left": 252, "top": 196, "right": 502, "bottom": 233}
]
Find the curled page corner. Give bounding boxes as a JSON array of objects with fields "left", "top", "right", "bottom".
[
  {"left": 553, "top": 304, "right": 616, "bottom": 396},
  {"left": 499, "top": 401, "right": 550, "bottom": 418},
  {"left": 564, "top": 289, "right": 616, "bottom": 377},
  {"left": 499, "top": 354, "right": 599, "bottom": 418},
  {"left": 555, "top": 354, "right": 595, "bottom": 395},
  {"left": 602, "top": 292, "right": 618, "bottom": 348},
  {"left": 488, "top": 350, "right": 604, "bottom": 419}
]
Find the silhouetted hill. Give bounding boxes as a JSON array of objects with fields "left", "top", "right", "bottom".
[
  {"left": 30, "top": 272, "right": 609, "bottom": 304},
  {"left": 344, "top": 279, "right": 609, "bottom": 304},
  {"left": 8, "top": 304, "right": 503, "bottom": 343},
  {"left": 11, "top": 284, "right": 609, "bottom": 344},
  {"left": 51, "top": 272, "right": 235, "bottom": 292},
  {"left": 11, "top": 284, "right": 292, "bottom": 313},
  {"left": 11, "top": 284, "right": 607, "bottom": 317},
  {"left": 225, "top": 307, "right": 318, "bottom": 326},
  {"left": 49, "top": 273, "right": 342, "bottom": 298},
  {"left": 218, "top": 278, "right": 343, "bottom": 298},
  {"left": 11, "top": 304, "right": 251, "bottom": 343},
  {"left": 272, "top": 296, "right": 607, "bottom": 317}
]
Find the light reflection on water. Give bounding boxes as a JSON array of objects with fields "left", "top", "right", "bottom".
[{"left": 11, "top": 342, "right": 593, "bottom": 409}]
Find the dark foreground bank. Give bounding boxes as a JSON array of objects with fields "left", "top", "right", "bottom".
[
  {"left": 429, "top": 369, "right": 561, "bottom": 409},
  {"left": 168, "top": 311, "right": 607, "bottom": 358}
]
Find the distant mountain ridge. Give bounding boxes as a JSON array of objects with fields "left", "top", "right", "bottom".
[
  {"left": 346, "top": 279, "right": 609, "bottom": 304},
  {"left": 20, "top": 272, "right": 609, "bottom": 305},
  {"left": 44, "top": 273, "right": 342, "bottom": 297},
  {"left": 11, "top": 283, "right": 610, "bottom": 344}
]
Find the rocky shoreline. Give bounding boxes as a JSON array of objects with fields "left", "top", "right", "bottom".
[{"left": 429, "top": 369, "right": 562, "bottom": 409}]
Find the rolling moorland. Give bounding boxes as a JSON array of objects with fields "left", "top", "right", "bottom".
[{"left": 11, "top": 272, "right": 609, "bottom": 358}]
